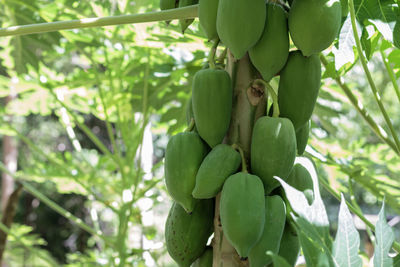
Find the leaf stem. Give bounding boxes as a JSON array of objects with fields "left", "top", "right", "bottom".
[
  {"left": 186, "top": 118, "right": 196, "bottom": 132},
  {"left": 0, "top": 163, "right": 114, "bottom": 248},
  {"left": 320, "top": 55, "right": 399, "bottom": 155},
  {"left": 208, "top": 38, "right": 220, "bottom": 69},
  {"left": 379, "top": 49, "right": 400, "bottom": 104},
  {"left": 0, "top": 6, "right": 198, "bottom": 37},
  {"left": 254, "top": 79, "right": 280, "bottom": 117},
  {"left": 348, "top": 0, "right": 400, "bottom": 154},
  {"left": 232, "top": 144, "right": 247, "bottom": 173}
]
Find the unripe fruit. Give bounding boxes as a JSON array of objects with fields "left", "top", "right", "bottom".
[
  {"left": 216, "top": 0, "right": 266, "bottom": 59},
  {"left": 164, "top": 132, "right": 209, "bottom": 213},
  {"left": 249, "top": 195, "right": 286, "bottom": 267},
  {"left": 289, "top": 0, "right": 342, "bottom": 56},
  {"left": 192, "top": 246, "right": 213, "bottom": 267},
  {"left": 251, "top": 116, "right": 296, "bottom": 194},
  {"left": 192, "top": 144, "right": 241, "bottom": 199},
  {"left": 278, "top": 222, "right": 300, "bottom": 266},
  {"left": 249, "top": 3, "right": 289, "bottom": 81},
  {"left": 220, "top": 172, "right": 265, "bottom": 258},
  {"left": 278, "top": 50, "right": 321, "bottom": 130},
  {"left": 192, "top": 69, "right": 232, "bottom": 147},
  {"left": 165, "top": 200, "right": 214, "bottom": 267},
  {"left": 296, "top": 121, "right": 310, "bottom": 155},
  {"left": 199, "top": 0, "right": 219, "bottom": 40}
]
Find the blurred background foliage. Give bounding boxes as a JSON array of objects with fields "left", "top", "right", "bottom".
[{"left": 0, "top": 0, "right": 398, "bottom": 266}]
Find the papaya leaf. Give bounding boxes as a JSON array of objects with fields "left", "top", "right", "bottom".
[
  {"left": 275, "top": 157, "right": 329, "bottom": 232},
  {"left": 333, "top": 195, "right": 362, "bottom": 267},
  {"left": 266, "top": 251, "right": 291, "bottom": 267},
  {"left": 334, "top": 15, "right": 360, "bottom": 70},
  {"left": 373, "top": 202, "right": 395, "bottom": 267},
  {"left": 354, "top": 0, "right": 398, "bottom": 46},
  {"left": 394, "top": 20, "right": 400, "bottom": 48},
  {"left": 295, "top": 217, "right": 336, "bottom": 266},
  {"left": 394, "top": 254, "right": 400, "bottom": 267}
]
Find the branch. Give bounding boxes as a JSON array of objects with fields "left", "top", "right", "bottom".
[
  {"left": 348, "top": 0, "right": 400, "bottom": 153},
  {"left": 0, "top": 5, "right": 198, "bottom": 37},
  {"left": 320, "top": 55, "right": 399, "bottom": 155}
]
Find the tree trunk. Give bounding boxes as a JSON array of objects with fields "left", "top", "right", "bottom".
[
  {"left": 212, "top": 52, "right": 266, "bottom": 267},
  {"left": 0, "top": 94, "right": 19, "bottom": 267},
  {"left": 1, "top": 97, "right": 18, "bottom": 212}
]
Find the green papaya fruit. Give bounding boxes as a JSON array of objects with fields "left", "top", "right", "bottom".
[
  {"left": 220, "top": 172, "right": 265, "bottom": 258},
  {"left": 296, "top": 121, "right": 310, "bottom": 155},
  {"left": 160, "top": 0, "right": 177, "bottom": 10},
  {"left": 179, "top": 0, "right": 199, "bottom": 33},
  {"left": 192, "top": 246, "right": 213, "bottom": 267},
  {"left": 249, "top": 3, "right": 289, "bottom": 81},
  {"left": 165, "top": 132, "right": 209, "bottom": 213},
  {"left": 249, "top": 195, "right": 286, "bottom": 267},
  {"left": 278, "top": 50, "right": 321, "bottom": 130},
  {"left": 278, "top": 222, "right": 300, "bottom": 266},
  {"left": 250, "top": 116, "right": 296, "bottom": 194},
  {"left": 165, "top": 200, "right": 214, "bottom": 267},
  {"left": 286, "top": 163, "right": 314, "bottom": 204},
  {"left": 289, "top": 0, "right": 341, "bottom": 56},
  {"left": 192, "top": 69, "right": 232, "bottom": 147},
  {"left": 199, "top": 0, "right": 219, "bottom": 40},
  {"left": 216, "top": 0, "right": 266, "bottom": 59},
  {"left": 192, "top": 144, "right": 241, "bottom": 199}
]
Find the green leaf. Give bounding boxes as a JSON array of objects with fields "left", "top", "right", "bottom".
[
  {"left": 275, "top": 157, "right": 330, "bottom": 233},
  {"left": 394, "top": 19, "right": 400, "bottom": 48},
  {"left": 373, "top": 201, "right": 395, "bottom": 267},
  {"left": 334, "top": 16, "right": 358, "bottom": 70},
  {"left": 394, "top": 254, "right": 400, "bottom": 267},
  {"left": 275, "top": 157, "right": 335, "bottom": 265},
  {"left": 333, "top": 195, "right": 362, "bottom": 267},
  {"left": 354, "top": 0, "right": 399, "bottom": 46}
]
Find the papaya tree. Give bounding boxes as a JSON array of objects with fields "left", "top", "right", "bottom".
[{"left": 0, "top": 0, "right": 399, "bottom": 266}]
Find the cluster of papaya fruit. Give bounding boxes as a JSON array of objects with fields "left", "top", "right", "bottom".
[{"left": 161, "top": 0, "right": 341, "bottom": 266}]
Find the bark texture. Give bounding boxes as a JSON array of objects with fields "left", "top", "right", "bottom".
[{"left": 212, "top": 52, "right": 266, "bottom": 267}]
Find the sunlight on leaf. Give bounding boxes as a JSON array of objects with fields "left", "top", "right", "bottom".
[
  {"left": 333, "top": 195, "right": 362, "bottom": 267},
  {"left": 373, "top": 202, "right": 395, "bottom": 267}
]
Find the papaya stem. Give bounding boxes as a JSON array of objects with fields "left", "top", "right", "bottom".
[
  {"left": 254, "top": 79, "right": 280, "bottom": 117},
  {"left": 208, "top": 38, "right": 220, "bottom": 69},
  {"left": 217, "top": 48, "right": 228, "bottom": 64},
  {"left": 233, "top": 145, "right": 247, "bottom": 173},
  {"left": 185, "top": 118, "right": 195, "bottom": 132}
]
